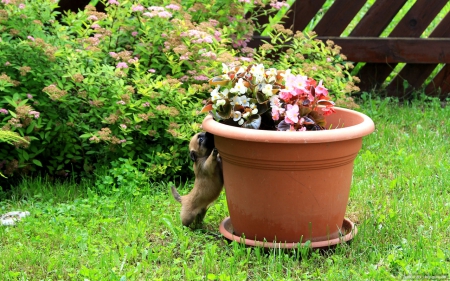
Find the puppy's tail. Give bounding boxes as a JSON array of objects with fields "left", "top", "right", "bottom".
[{"left": 170, "top": 186, "right": 182, "bottom": 203}]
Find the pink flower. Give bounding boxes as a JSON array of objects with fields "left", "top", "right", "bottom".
[
  {"left": 165, "top": 4, "right": 180, "bottom": 10},
  {"left": 128, "top": 57, "right": 138, "bottom": 64},
  {"left": 209, "top": 19, "right": 219, "bottom": 27},
  {"left": 284, "top": 73, "right": 308, "bottom": 97},
  {"left": 29, "top": 110, "right": 40, "bottom": 119},
  {"left": 314, "top": 80, "right": 329, "bottom": 99},
  {"left": 27, "top": 36, "right": 35, "bottom": 41},
  {"left": 0, "top": 108, "right": 8, "bottom": 114},
  {"left": 1, "top": 0, "right": 11, "bottom": 4},
  {"left": 284, "top": 104, "right": 299, "bottom": 124},
  {"left": 148, "top": 69, "right": 156, "bottom": 73},
  {"left": 87, "top": 15, "right": 98, "bottom": 21},
  {"left": 4, "top": 62, "right": 10, "bottom": 66},
  {"left": 27, "top": 93, "right": 33, "bottom": 99},
  {"left": 108, "top": 0, "right": 119, "bottom": 5},
  {"left": 120, "top": 124, "right": 127, "bottom": 129},
  {"left": 131, "top": 31, "right": 138, "bottom": 37},
  {"left": 158, "top": 11, "right": 172, "bottom": 18},
  {"left": 270, "top": 1, "right": 290, "bottom": 10},
  {"left": 279, "top": 91, "right": 293, "bottom": 102},
  {"left": 116, "top": 101, "right": 126, "bottom": 105},
  {"left": 119, "top": 139, "right": 126, "bottom": 143},
  {"left": 194, "top": 75, "right": 208, "bottom": 81},
  {"left": 19, "top": 3, "right": 25, "bottom": 9},
  {"left": 116, "top": 62, "right": 128, "bottom": 68},
  {"left": 214, "top": 30, "right": 221, "bottom": 41},
  {"left": 142, "top": 102, "right": 150, "bottom": 107},
  {"left": 132, "top": 5, "right": 144, "bottom": 12},
  {"left": 271, "top": 107, "right": 280, "bottom": 121},
  {"left": 179, "top": 75, "right": 189, "bottom": 82},
  {"left": 91, "top": 23, "right": 100, "bottom": 29}
]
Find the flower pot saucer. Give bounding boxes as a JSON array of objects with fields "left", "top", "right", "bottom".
[{"left": 219, "top": 217, "right": 357, "bottom": 249}]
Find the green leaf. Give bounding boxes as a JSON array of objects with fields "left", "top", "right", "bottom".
[
  {"left": 32, "top": 159, "right": 43, "bottom": 167},
  {"left": 26, "top": 122, "right": 35, "bottom": 134},
  {"left": 22, "top": 150, "right": 29, "bottom": 161},
  {"left": 4, "top": 96, "right": 17, "bottom": 107}
]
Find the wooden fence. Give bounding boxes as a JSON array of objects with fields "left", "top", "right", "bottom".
[{"left": 250, "top": 0, "right": 450, "bottom": 99}]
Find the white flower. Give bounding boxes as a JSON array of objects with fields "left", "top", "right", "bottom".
[
  {"left": 210, "top": 86, "right": 221, "bottom": 101},
  {"left": 222, "top": 63, "right": 230, "bottom": 74},
  {"left": 230, "top": 78, "right": 248, "bottom": 95},
  {"left": 238, "top": 119, "right": 244, "bottom": 125},
  {"left": 221, "top": 88, "right": 229, "bottom": 98},
  {"left": 250, "top": 103, "right": 258, "bottom": 114},
  {"left": 232, "top": 111, "right": 242, "bottom": 121},
  {"left": 265, "top": 68, "right": 277, "bottom": 83},
  {"left": 262, "top": 83, "right": 273, "bottom": 97},
  {"left": 216, "top": 99, "right": 226, "bottom": 106},
  {"left": 250, "top": 64, "right": 265, "bottom": 84},
  {"left": 239, "top": 95, "right": 250, "bottom": 107},
  {"left": 242, "top": 112, "right": 250, "bottom": 119},
  {"left": 230, "top": 95, "right": 241, "bottom": 105}
]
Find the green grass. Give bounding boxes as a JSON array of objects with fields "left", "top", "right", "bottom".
[{"left": 1, "top": 98, "right": 450, "bottom": 280}]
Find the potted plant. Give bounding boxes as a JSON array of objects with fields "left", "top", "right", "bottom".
[{"left": 200, "top": 28, "right": 375, "bottom": 248}]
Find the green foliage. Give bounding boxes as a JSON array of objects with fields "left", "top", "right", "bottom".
[
  {"left": 93, "top": 157, "right": 148, "bottom": 197},
  {"left": 0, "top": 0, "right": 285, "bottom": 180}
]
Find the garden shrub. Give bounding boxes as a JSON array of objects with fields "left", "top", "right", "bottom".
[{"left": 0, "top": 0, "right": 286, "bottom": 181}]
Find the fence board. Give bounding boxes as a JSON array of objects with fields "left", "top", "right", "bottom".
[
  {"left": 356, "top": 0, "right": 448, "bottom": 93},
  {"left": 386, "top": 12, "right": 450, "bottom": 97},
  {"left": 314, "top": 0, "right": 366, "bottom": 36},
  {"left": 290, "top": 0, "right": 327, "bottom": 32},
  {"left": 349, "top": 0, "right": 408, "bottom": 36},
  {"left": 316, "top": 37, "right": 450, "bottom": 63}
]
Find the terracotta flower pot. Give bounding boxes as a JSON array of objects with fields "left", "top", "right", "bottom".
[{"left": 202, "top": 107, "right": 375, "bottom": 245}]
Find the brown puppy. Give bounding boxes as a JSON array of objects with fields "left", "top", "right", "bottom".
[{"left": 171, "top": 132, "right": 223, "bottom": 227}]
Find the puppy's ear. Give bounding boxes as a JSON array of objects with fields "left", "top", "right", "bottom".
[{"left": 190, "top": 150, "right": 197, "bottom": 162}]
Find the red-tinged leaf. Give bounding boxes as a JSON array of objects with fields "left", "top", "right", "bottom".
[{"left": 200, "top": 104, "right": 213, "bottom": 113}]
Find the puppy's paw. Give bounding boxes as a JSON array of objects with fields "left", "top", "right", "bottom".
[{"left": 212, "top": 148, "right": 219, "bottom": 157}]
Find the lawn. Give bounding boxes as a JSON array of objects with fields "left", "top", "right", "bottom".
[{"left": 1, "top": 96, "right": 449, "bottom": 280}]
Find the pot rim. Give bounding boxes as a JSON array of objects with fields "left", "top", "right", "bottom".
[{"left": 202, "top": 107, "right": 375, "bottom": 143}]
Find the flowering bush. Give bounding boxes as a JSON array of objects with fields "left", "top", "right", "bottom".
[
  {"left": 0, "top": 0, "right": 288, "bottom": 180},
  {"left": 201, "top": 27, "right": 360, "bottom": 131}
]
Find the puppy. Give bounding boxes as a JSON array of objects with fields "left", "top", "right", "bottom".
[{"left": 171, "top": 132, "right": 223, "bottom": 227}]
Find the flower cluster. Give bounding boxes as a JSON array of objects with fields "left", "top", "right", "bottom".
[{"left": 201, "top": 63, "right": 335, "bottom": 131}]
